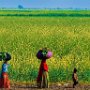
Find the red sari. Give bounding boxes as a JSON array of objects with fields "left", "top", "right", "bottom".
[
  {"left": 0, "top": 72, "right": 10, "bottom": 89},
  {"left": 37, "top": 59, "right": 48, "bottom": 88}
]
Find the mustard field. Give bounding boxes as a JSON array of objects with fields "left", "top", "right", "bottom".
[{"left": 0, "top": 10, "right": 90, "bottom": 83}]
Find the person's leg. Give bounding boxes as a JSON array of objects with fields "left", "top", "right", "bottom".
[
  {"left": 7, "top": 79, "right": 10, "bottom": 89},
  {"left": 3, "top": 74, "right": 10, "bottom": 89},
  {"left": 37, "top": 81, "right": 42, "bottom": 88},
  {"left": 73, "top": 80, "right": 78, "bottom": 88},
  {"left": 76, "top": 81, "right": 78, "bottom": 85},
  {"left": 73, "top": 80, "right": 76, "bottom": 88},
  {"left": 37, "top": 76, "right": 42, "bottom": 88},
  {"left": 42, "top": 71, "right": 49, "bottom": 88},
  {"left": 0, "top": 78, "right": 3, "bottom": 88},
  {"left": 73, "top": 83, "right": 75, "bottom": 88},
  {"left": 3, "top": 74, "right": 7, "bottom": 88}
]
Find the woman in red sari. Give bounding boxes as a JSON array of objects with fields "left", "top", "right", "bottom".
[
  {"left": 37, "top": 59, "right": 49, "bottom": 88},
  {"left": 36, "top": 48, "right": 52, "bottom": 88},
  {"left": 0, "top": 52, "right": 11, "bottom": 90},
  {"left": 0, "top": 60, "right": 10, "bottom": 89}
]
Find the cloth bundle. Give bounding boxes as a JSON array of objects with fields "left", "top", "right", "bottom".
[
  {"left": 36, "top": 48, "right": 53, "bottom": 60},
  {"left": 0, "top": 52, "right": 11, "bottom": 61}
]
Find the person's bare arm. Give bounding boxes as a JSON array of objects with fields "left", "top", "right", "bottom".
[{"left": 74, "top": 73, "right": 78, "bottom": 81}]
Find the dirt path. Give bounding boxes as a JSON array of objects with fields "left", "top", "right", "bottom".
[{"left": 10, "top": 83, "right": 90, "bottom": 90}]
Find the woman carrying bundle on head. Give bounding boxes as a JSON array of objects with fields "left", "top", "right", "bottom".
[
  {"left": 36, "top": 48, "right": 53, "bottom": 88},
  {"left": 0, "top": 52, "right": 11, "bottom": 90}
]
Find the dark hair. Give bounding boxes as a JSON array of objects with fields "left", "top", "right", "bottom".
[{"left": 74, "top": 68, "right": 77, "bottom": 73}]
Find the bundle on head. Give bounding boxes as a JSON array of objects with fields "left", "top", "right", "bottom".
[
  {"left": 36, "top": 48, "right": 53, "bottom": 60},
  {"left": 0, "top": 52, "right": 11, "bottom": 61}
]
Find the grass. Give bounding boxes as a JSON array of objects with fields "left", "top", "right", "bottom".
[
  {"left": 0, "top": 10, "right": 90, "bottom": 17},
  {"left": 0, "top": 10, "right": 90, "bottom": 83}
]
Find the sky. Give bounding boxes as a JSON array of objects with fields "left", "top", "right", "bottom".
[{"left": 0, "top": 0, "right": 90, "bottom": 9}]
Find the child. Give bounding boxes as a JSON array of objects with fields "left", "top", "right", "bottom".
[
  {"left": 72, "top": 68, "right": 78, "bottom": 88},
  {"left": 0, "top": 52, "right": 11, "bottom": 89},
  {"left": 36, "top": 48, "right": 52, "bottom": 88}
]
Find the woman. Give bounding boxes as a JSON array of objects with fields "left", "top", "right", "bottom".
[
  {"left": 37, "top": 59, "right": 49, "bottom": 88},
  {"left": 0, "top": 52, "right": 11, "bottom": 89},
  {"left": 36, "top": 48, "right": 52, "bottom": 88}
]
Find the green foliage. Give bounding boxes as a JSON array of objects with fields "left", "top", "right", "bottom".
[{"left": 0, "top": 10, "right": 90, "bottom": 83}]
